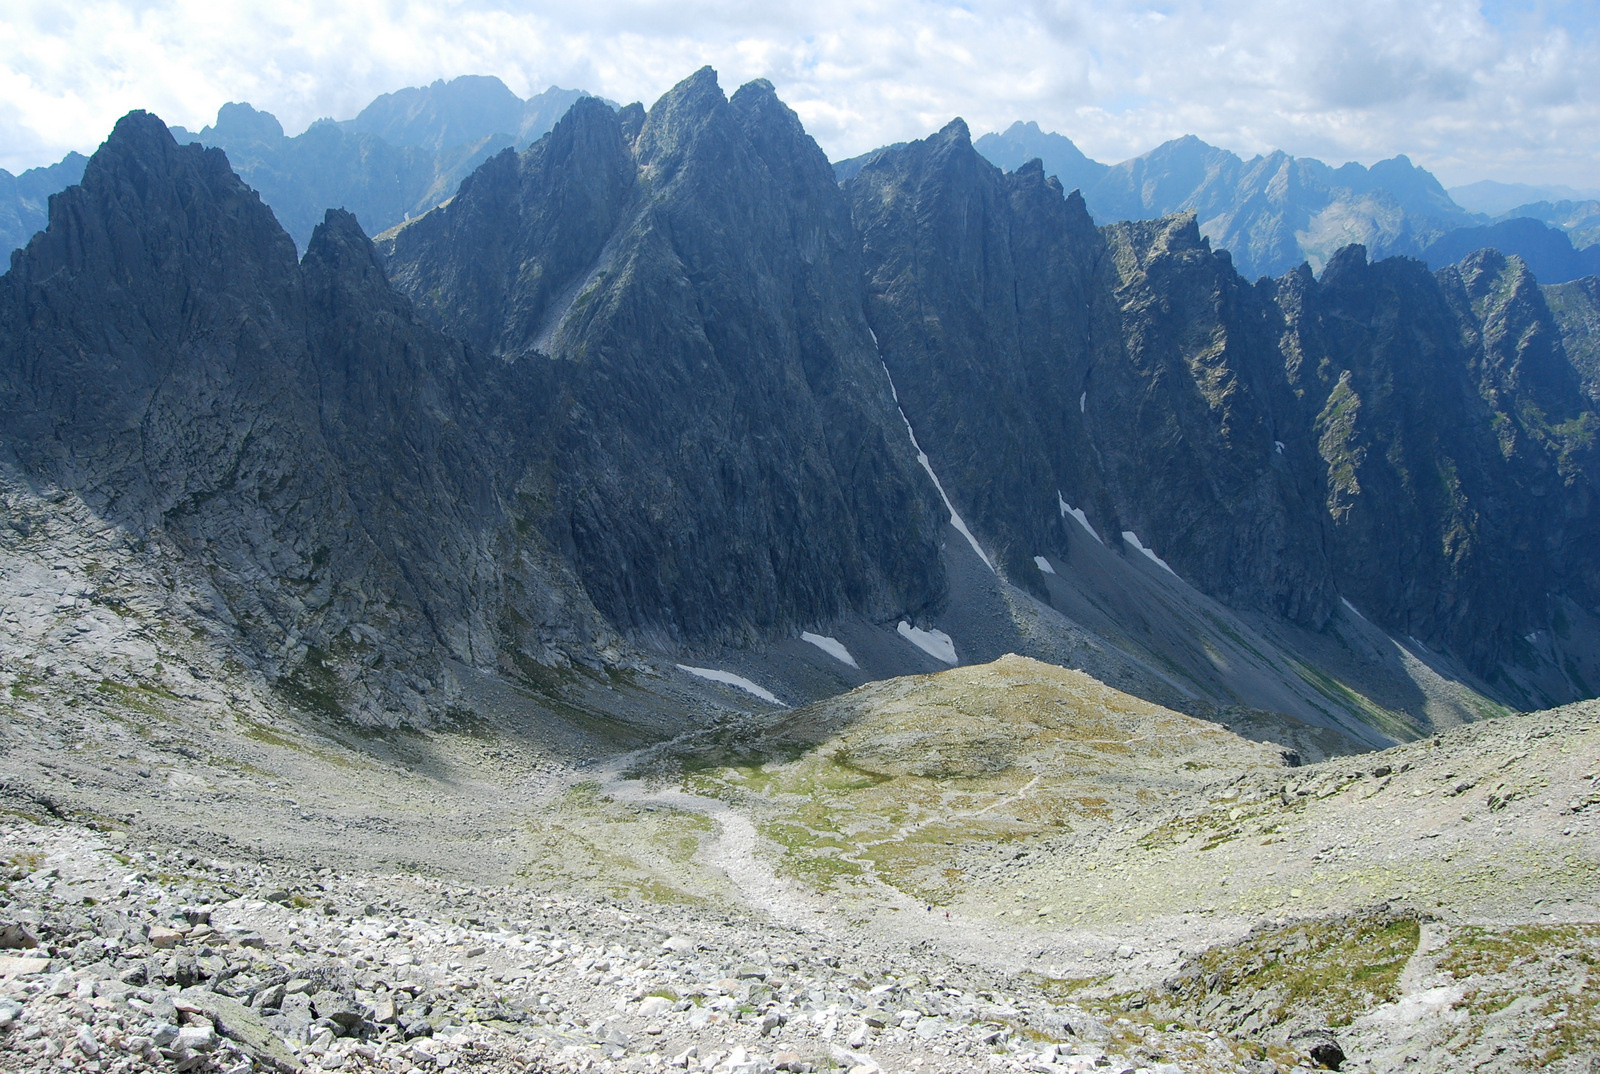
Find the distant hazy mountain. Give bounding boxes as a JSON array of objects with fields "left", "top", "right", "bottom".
[
  {"left": 164, "top": 101, "right": 504, "bottom": 251},
  {"left": 342, "top": 77, "right": 589, "bottom": 152},
  {"left": 2, "top": 76, "right": 597, "bottom": 256},
  {"left": 0, "top": 152, "right": 88, "bottom": 260},
  {"left": 972, "top": 121, "right": 1108, "bottom": 196},
  {"left": 965, "top": 128, "right": 1477, "bottom": 278},
  {"left": 1420, "top": 217, "right": 1600, "bottom": 284},
  {"left": 162, "top": 77, "right": 599, "bottom": 250},
  {"left": 965, "top": 124, "right": 1600, "bottom": 283},
  {"left": 1411, "top": 197, "right": 1600, "bottom": 286},
  {"left": 1451, "top": 179, "right": 1600, "bottom": 216},
  {"left": 1498, "top": 199, "right": 1600, "bottom": 249},
  {"left": 1084, "top": 137, "right": 1475, "bottom": 278}
]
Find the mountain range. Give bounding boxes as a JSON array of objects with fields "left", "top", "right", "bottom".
[
  {"left": 1450, "top": 178, "right": 1600, "bottom": 216},
  {"left": 3, "top": 68, "right": 1599, "bottom": 759},
  {"left": 972, "top": 121, "right": 1600, "bottom": 282},
  {"left": 0, "top": 77, "right": 592, "bottom": 257},
  {"left": 9, "top": 79, "right": 1600, "bottom": 286},
  {"left": 0, "top": 151, "right": 91, "bottom": 263}
]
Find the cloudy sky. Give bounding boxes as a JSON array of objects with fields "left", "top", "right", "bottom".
[{"left": 1, "top": 0, "right": 1596, "bottom": 188}]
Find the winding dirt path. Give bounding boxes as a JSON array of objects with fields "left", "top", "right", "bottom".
[
  {"left": 593, "top": 755, "right": 825, "bottom": 931},
  {"left": 1342, "top": 922, "right": 1463, "bottom": 1068}
]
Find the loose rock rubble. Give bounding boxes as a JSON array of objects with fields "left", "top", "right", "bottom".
[{"left": 1, "top": 817, "right": 1290, "bottom": 1074}]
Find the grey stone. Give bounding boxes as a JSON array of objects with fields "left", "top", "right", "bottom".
[
  {"left": 0, "top": 924, "right": 39, "bottom": 950},
  {"left": 310, "top": 990, "right": 363, "bottom": 1030},
  {"left": 1288, "top": 1027, "right": 1345, "bottom": 1071},
  {"left": 176, "top": 987, "right": 302, "bottom": 1072}
]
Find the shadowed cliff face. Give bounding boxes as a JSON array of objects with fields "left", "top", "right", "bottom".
[
  {"left": 847, "top": 122, "right": 1125, "bottom": 586},
  {"left": 0, "top": 112, "right": 619, "bottom": 723},
  {"left": 1097, "top": 214, "right": 1341, "bottom": 628},
  {"left": 846, "top": 124, "right": 1339, "bottom": 624},
  {"left": 1546, "top": 275, "right": 1600, "bottom": 407},
  {"left": 382, "top": 68, "right": 948, "bottom": 648},
  {"left": 3, "top": 82, "right": 1598, "bottom": 729},
  {"left": 380, "top": 95, "right": 639, "bottom": 359},
  {"left": 847, "top": 122, "right": 1600, "bottom": 705},
  {"left": 1278, "top": 247, "right": 1600, "bottom": 697}
]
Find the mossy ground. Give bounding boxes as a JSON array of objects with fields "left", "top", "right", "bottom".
[
  {"left": 517, "top": 782, "right": 719, "bottom": 905},
  {"left": 673, "top": 656, "right": 1285, "bottom": 904},
  {"left": 1437, "top": 923, "right": 1600, "bottom": 1068},
  {"left": 1143, "top": 910, "right": 1421, "bottom": 1033}
]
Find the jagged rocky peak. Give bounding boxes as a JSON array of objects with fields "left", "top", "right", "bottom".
[
  {"left": 378, "top": 94, "right": 636, "bottom": 358},
  {"left": 0, "top": 109, "right": 628, "bottom": 724},
  {"left": 303, "top": 206, "right": 388, "bottom": 285},
  {"left": 380, "top": 69, "right": 947, "bottom": 648},
  {"left": 845, "top": 114, "right": 1130, "bottom": 585},
  {"left": 726, "top": 77, "right": 840, "bottom": 201},
  {"left": 633, "top": 65, "right": 725, "bottom": 167},
  {"left": 1453, "top": 249, "right": 1577, "bottom": 401},
  {"left": 1103, "top": 209, "right": 1214, "bottom": 275},
  {"left": 14, "top": 110, "right": 298, "bottom": 292},
  {"left": 1276, "top": 242, "right": 1600, "bottom": 697},
  {"left": 0, "top": 110, "right": 307, "bottom": 527}
]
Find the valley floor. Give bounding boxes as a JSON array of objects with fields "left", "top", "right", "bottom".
[{"left": 1, "top": 655, "right": 1598, "bottom": 1074}]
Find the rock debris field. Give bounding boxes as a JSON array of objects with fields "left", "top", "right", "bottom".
[{"left": 0, "top": 818, "right": 1275, "bottom": 1074}]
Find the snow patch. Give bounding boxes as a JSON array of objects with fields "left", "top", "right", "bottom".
[
  {"left": 1121, "top": 531, "right": 1177, "bottom": 576},
  {"left": 897, "top": 622, "right": 958, "bottom": 665},
  {"left": 1341, "top": 597, "right": 1370, "bottom": 624},
  {"left": 675, "top": 665, "right": 781, "bottom": 705},
  {"left": 1079, "top": 391, "right": 1087, "bottom": 414},
  {"left": 876, "top": 359, "right": 995, "bottom": 572},
  {"left": 1057, "top": 492, "right": 1103, "bottom": 543},
  {"left": 1274, "top": 440, "right": 1286, "bottom": 454},
  {"left": 1033, "top": 555, "right": 1056, "bottom": 575},
  {"left": 800, "top": 632, "right": 859, "bottom": 669}
]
